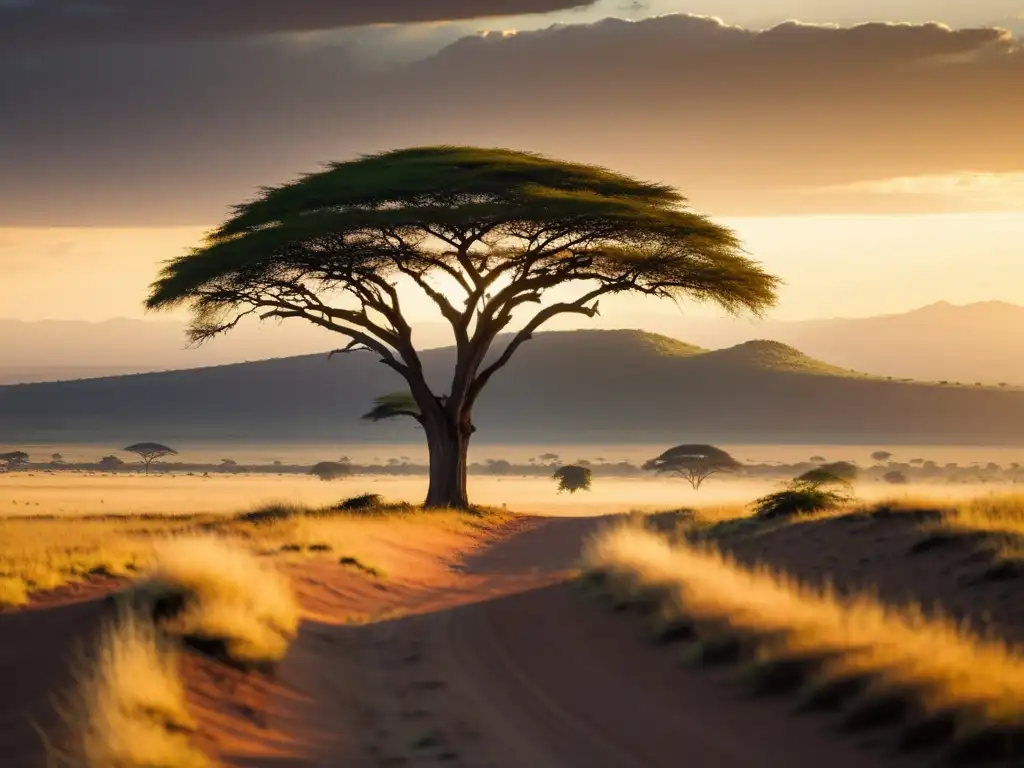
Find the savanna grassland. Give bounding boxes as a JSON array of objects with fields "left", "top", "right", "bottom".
[{"left": 5, "top": 464, "right": 1024, "bottom": 766}]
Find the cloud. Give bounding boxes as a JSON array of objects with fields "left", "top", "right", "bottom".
[
  {"left": 0, "top": 0, "right": 596, "bottom": 46},
  {"left": 1, "top": 14, "right": 1022, "bottom": 225},
  {"left": 814, "top": 172, "right": 1024, "bottom": 210}
]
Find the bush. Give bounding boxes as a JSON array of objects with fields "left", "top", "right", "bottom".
[
  {"left": 235, "top": 500, "right": 306, "bottom": 524},
  {"left": 309, "top": 461, "right": 351, "bottom": 481},
  {"left": 334, "top": 493, "right": 383, "bottom": 511},
  {"left": 752, "top": 481, "right": 852, "bottom": 520},
  {"left": 882, "top": 470, "right": 908, "bottom": 485}
]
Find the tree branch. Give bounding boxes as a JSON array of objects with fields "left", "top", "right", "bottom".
[{"left": 466, "top": 284, "right": 614, "bottom": 406}]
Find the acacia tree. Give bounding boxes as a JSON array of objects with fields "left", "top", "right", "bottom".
[
  {"left": 0, "top": 451, "right": 29, "bottom": 470},
  {"left": 124, "top": 442, "right": 177, "bottom": 475},
  {"left": 145, "top": 147, "right": 778, "bottom": 508},
  {"left": 643, "top": 444, "right": 742, "bottom": 490},
  {"left": 553, "top": 464, "right": 592, "bottom": 494}
]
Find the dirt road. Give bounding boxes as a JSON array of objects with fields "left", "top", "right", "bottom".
[{"left": 263, "top": 516, "right": 906, "bottom": 768}]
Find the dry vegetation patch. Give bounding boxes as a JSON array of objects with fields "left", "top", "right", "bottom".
[
  {"left": 584, "top": 523, "right": 1024, "bottom": 761},
  {"left": 57, "top": 608, "right": 209, "bottom": 768},
  {"left": 132, "top": 536, "right": 300, "bottom": 668}
]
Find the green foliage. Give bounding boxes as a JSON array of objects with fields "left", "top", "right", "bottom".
[
  {"left": 752, "top": 481, "right": 852, "bottom": 520},
  {"left": 146, "top": 146, "right": 778, "bottom": 330},
  {"left": 553, "top": 464, "right": 593, "bottom": 494},
  {"left": 643, "top": 444, "right": 742, "bottom": 490},
  {"left": 143, "top": 145, "right": 779, "bottom": 509},
  {"left": 361, "top": 391, "right": 421, "bottom": 423},
  {"left": 309, "top": 461, "right": 351, "bottom": 481}
]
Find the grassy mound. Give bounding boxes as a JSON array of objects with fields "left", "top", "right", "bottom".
[{"left": 583, "top": 524, "right": 1024, "bottom": 759}]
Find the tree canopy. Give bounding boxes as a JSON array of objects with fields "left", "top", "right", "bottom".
[
  {"left": 553, "top": 464, "right": 592, "bottom": 494},
  {"left": 123, "top": 442, "right": 177, "bottom": 474},
  {"left": 0, "top": 451, "right": 29, "bottom": 469},
  {"left": 145, "top": 146, "right": 778, "bottom": 508},
  {"left": 643, "top": 444, "right": 742, "bottom": 490}
]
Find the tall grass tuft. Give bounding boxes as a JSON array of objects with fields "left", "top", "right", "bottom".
[
  {"left": 138, "top": 536, "right": 299, "bottom": 667},
  {"left": 61, "top": 608, "right": 209, "bottom": 767}
]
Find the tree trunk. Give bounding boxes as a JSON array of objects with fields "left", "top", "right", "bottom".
[{"left": 423, "top": 414, "right": 470, "bottom": 509}]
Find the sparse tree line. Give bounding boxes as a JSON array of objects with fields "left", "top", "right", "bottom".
[{"left": 3, "top": 444, "right": 1021, "bottom": 490}]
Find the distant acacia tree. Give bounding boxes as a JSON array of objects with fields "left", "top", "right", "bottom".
[
  {"left": 871, "top": 451, "right": 893, "bottom": 463},
  {"left": 0, "top": 451, "right": 29, "bottom": 470},
  {"left": 643, "top": 444, "right": 742, "bottom": 490},
  {"left": 123, "top": 443, "right": 178, "bottom": 475},
  {"left": 882, "top": 470, "right": 908, "bottom": 484},
  {"left": 144, "top": 147, "right": 778, "bottom": 508},
  {"left": 98, "top": 455, "right": 124, "bottom": 470},
  {"left": 553, "top": 464, "right": 592, "bottom": 494},
  {"left": 310, "top": 461, "right": 352, "bottom": 481}
]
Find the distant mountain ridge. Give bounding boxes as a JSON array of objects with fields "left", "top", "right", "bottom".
[
  {"left": 672, "top": 300, "right": 1024, "bottom": 385},
  {"left": 2, "top": 328, "right": 1023, "bottom": 446},
  {"left": 2, "top": 300, "right": 1022, "bottom": 385}
]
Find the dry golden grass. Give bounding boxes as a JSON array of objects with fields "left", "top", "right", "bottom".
[
  {"left": 60, "top": 608, "right": 208, "bottom": 768},
  {"left": 0, "top": 518, "right": 150, "bottom": 607},
  {"left": 137, "top": 536, "right": 299, "bottom": 667},
  {"left": 941, "top": 494, "right": 1024, "bottom": 537},
  {"left": 584, "top": 523, "right": 1024, "bottom": 750},
  {"left": 0, "top": 492, "right": 511, "bottom": 609}
]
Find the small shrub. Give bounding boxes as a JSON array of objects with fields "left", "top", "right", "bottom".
[
  {"left": 235, "top": 500, "right": 307, "bottom": 524},
  {"left": 883, "top": 470, "right": 908, "bottom": 485},
  {"left": 752, "top": 481, "right": 851, "bottom": 520},
  {"left": 334, "top": 493, "right": 383, "bottom": 511}
]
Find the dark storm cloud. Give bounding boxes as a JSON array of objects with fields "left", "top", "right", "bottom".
[
  {"left": 1, "top": 14, "right": 1022, "bottom": 225},
  {"left": 0, "top": 0, "right": 596, "bottom": 46}
]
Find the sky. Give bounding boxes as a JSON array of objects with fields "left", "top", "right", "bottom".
[{"left": 1, "top": 0, "right": 1023, "bottom": 329}]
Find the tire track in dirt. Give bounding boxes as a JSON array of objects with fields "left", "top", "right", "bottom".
[{"left": 304, "top": 516, "right": 910, "bottom": 767}]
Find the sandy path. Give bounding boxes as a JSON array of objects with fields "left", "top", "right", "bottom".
[
  {"left": 267, "top": 516, "right": 908, "bottom": 767},
  {"left": 0, "top": 579, "right": 122, "bottom": 767}
]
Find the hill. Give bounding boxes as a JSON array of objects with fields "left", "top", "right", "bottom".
[
  {"left": 3, "top": 301, "right": 1024, "bottom": 385},
  {"left": 2, "top": 329, "right": 1023, "bottom": 446},
  {"left": 673, "top": 301, "right": 1024, "bottom": 385}
]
